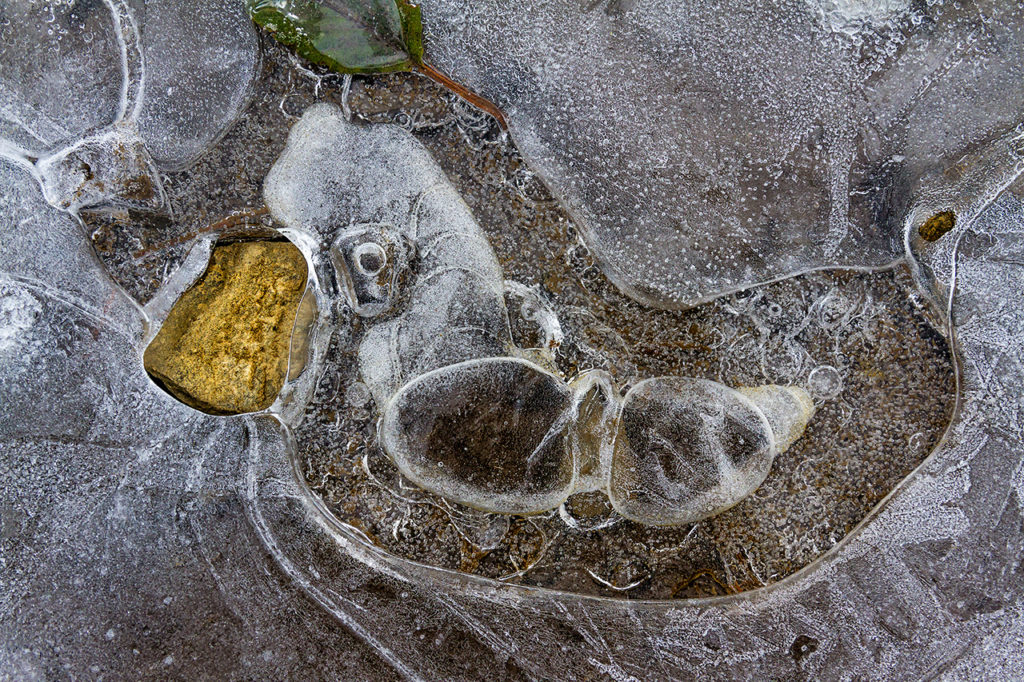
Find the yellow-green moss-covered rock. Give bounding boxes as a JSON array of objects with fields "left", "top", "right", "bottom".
[{"left": 144, "top": 240, "right": 308, "bottom": 414}]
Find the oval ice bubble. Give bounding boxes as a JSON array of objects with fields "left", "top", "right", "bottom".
[
  {"left": 380, "top": 358, "right": 576, "bottom": 515},
  {"left": 130, "top": 0, "right": 260, "bottom": 170},
  {"left": 608, "top": 378, "right": 813, "bottom": 526}
]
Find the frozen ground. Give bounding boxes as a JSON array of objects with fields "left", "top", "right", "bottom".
[
  {"left": 1, "top": 1, "right": 1023, "bottom": 679},
  {"left": 82, "top": 41, "right": 957, "bottom": 599}
]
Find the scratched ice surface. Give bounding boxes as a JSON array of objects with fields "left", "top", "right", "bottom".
[{"left": 418, "top": 0, "right": 1024, "bottom": 307}]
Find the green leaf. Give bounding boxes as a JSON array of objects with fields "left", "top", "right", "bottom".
[
  {"left": 247, "top": 0, "right": 425, "bottom": 74},
  {"left": 397, "top": 0, "right": 423, "bottom": 63},
  {"left": 246, "top": 0, "right": 507, "bottom": 128}
]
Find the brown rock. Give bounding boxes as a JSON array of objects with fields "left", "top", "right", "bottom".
[
  {"left": 918, "top": 211, "right": 957, "bottom": 242},
  {"left": 144, "top": 240, "right": 309, "bottom": 414}
]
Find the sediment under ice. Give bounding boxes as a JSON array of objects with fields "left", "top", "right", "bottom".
[{"left": 3, "top": 144, "right": 1021, "bottom": 674}]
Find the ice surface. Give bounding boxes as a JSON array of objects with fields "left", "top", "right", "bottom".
[
  {"left": 809, "top": 0, "right": 911, "bottom": 35},
  {"left": 0, "top": 158, "right": 140, "bottom": 332},
  {"left": 129, "top": 0, "right": 260, "bottom": 169},
  {"left": 266, "top": 103, "right": 814, "bottom": 520},
  {"left": 0, "top": 0, "right": 258, "bottom": 208},
  {"left": 252, "top": 187, "right": 1024, "bottom": 678},
  {"left": 0, "top": 0, "right": 123, "bottom": 159},
  {"left": 263, "top": 103, "right": 446, "bottom": 241},
  {"left": 264, "top": 104, "right": 512, "bottom": 405},
  {"left": 380, "top": 357, "right": 576, "bottom": 515},
  {"left": 7, "top": 167, "right": 1021, "bottom": 676},
  {"left": 609, "top": 377, "right": 776, "bottom": 526},
  {"left": 2, "top": 3, "right": 1024, "bottom": 677},
  {"left": 418, "top": 0, "right": 1024, "bottom": 307}
]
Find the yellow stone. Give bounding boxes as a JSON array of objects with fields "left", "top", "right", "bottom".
[
  {"left": 144, "top": 240, "right": 309, "bottom": 414},
  {"left": 918, "top": 211, "right": 957, "bottom": 242}
]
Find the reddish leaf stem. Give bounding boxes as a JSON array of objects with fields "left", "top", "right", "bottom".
[{"left": 415, "top": 60, "right": 508, "bottom": 130}]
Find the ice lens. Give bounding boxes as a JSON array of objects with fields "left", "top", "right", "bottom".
[
  {"left": 380, "top": 358, "right": 577, "bottom": 515},
  {"left": 380, "top": 358, "right": 812, "bottom": 524}
]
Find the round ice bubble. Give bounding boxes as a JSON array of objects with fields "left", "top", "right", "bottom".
[
  {"left": 380, "top": 357, "right": 576, "bottom": 515},
  {"left": 808, "top": 365, "right": 844, "bottom": 400},
  {"left": 609, "top": 378, "right": 802, "bottom": 526}
]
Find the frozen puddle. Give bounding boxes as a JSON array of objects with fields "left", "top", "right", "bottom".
[
  {"left": 261, "top": 103, "right": 955, "bottom": 598},
  {"left": 1, "top": 3, "right": 1018, "bottom": 676},
  {"left": 0, "top": 22, "right": 959, "bottom": 603}
]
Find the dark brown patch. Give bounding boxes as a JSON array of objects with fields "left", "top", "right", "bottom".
[{"left": 918, "top": 211, "right": 956, "bottom": 242}]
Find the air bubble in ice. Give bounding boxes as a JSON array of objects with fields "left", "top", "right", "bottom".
[
  {"left": 808, "top": 365, "right": 844, "bottom": 400},
  {"left": 505, "top": 281, "right": 563, "bottom": 355},
  {"left": 608, "top": 378, "right": 811, "bottom": 526},
  {"left": 737, "top": 385, "right": 816, "bottom": 453},
  {"left": 380, "top": 358, "right": 576, "bottom": 515},
  {"left": 355, "top": 243, "right": 387, "bottom": 275},
  {"left": 908, "top": 431, "right": 926, "bottom": 455},
  {"left": 330, "top": 223, "right": 410, "bottom": 317},
  {"left": 346, "top": 382, "right": 373, "bottom": 408}
]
